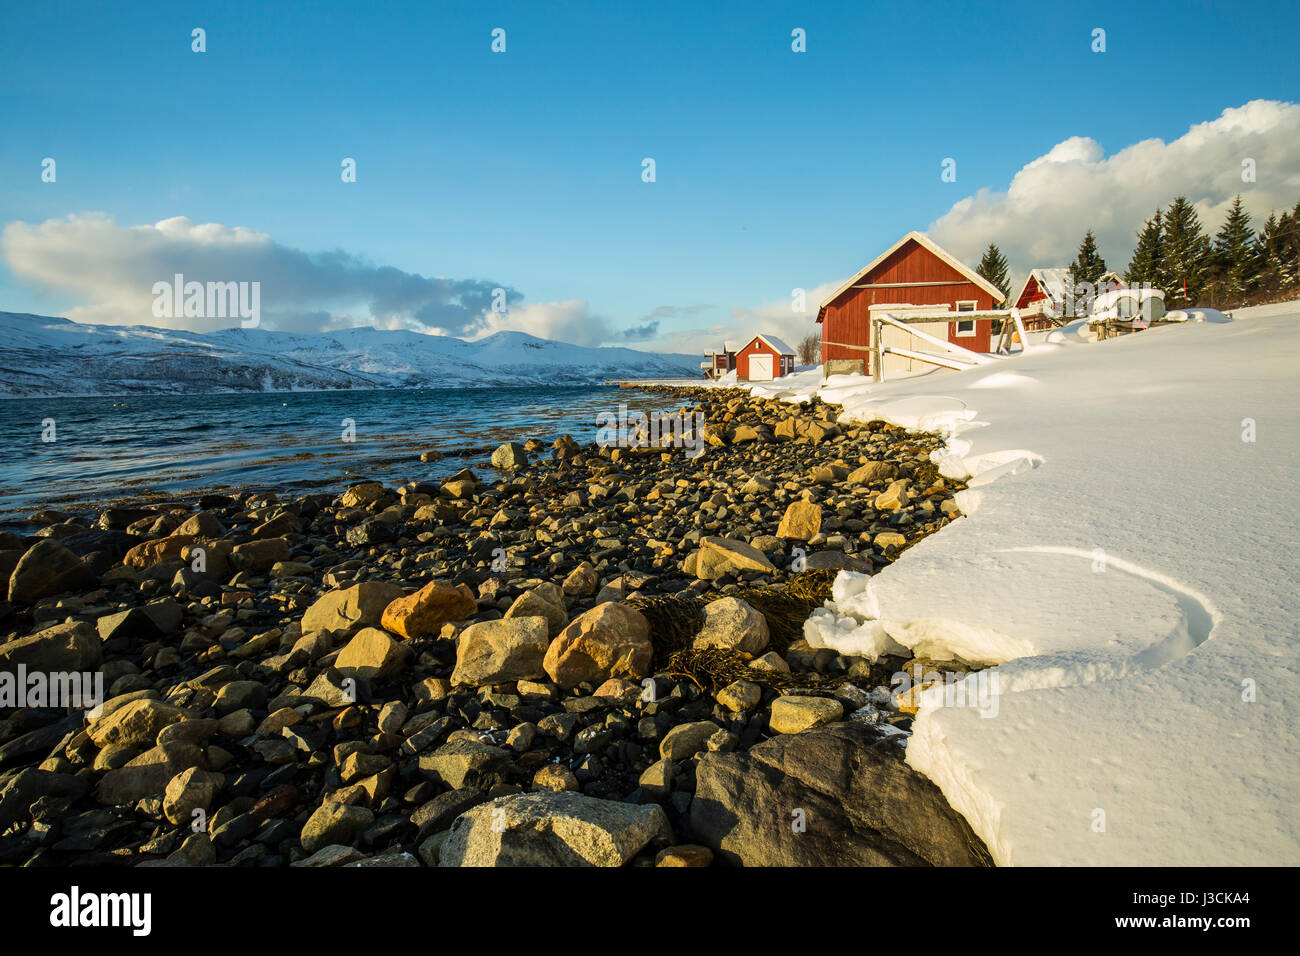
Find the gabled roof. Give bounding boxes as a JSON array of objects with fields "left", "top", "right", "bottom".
[
  {"left": 819, "top": 231, "right": 1008, "bottom": 311},
  {"left": 1015, "top": 267, "right": 1072, "bottom": 307},
  {"left": 742, "top": 333, "right": 795, "bottom": 356}
]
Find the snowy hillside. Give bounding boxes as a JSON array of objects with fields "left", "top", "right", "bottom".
[
  {"left": 0, "top": 312, "right": 702, "bottom": 395},
  {"left": 744, "top": 303, "right": 1300, "bottom": 865}
]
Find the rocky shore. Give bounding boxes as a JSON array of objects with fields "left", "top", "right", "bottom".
[{"left": 0, "top": 387, "right": 990, "bottom": 867}]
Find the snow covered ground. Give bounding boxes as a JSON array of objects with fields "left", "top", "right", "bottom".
[{"left": 744, "top": 304, "right": 1300, "bottom": 865}]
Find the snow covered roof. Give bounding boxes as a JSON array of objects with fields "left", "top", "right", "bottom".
[
  {"left": 821, "top": 231, "right": 1008, "bottom": 311},
  {"left": 744, "top": 333, "right": 795, "bottom": 356},
  {"left": 1015, "top": 268, "right": 1072, "bottom": 307}
]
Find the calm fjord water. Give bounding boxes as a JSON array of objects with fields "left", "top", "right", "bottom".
[{"left": 0, "top": 386, "right": 688, "bottom": 521}]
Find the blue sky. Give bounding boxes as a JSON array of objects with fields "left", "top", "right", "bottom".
[{"left": 2, "top": 0, "right": 1298, "bottom": 351}]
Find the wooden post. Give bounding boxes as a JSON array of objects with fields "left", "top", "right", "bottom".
[{"left": 871, "top": 316, "right": 883, "bottom": 383}]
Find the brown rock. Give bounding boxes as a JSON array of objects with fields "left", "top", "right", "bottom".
[
  {"left": 542, "top": 603, "right": 653, "bottom": 689},
  {"left": 695, "top": 536, "right": 776, "bottom": 580},
  {"left": 97, "top": 743, "right": 205, "bottom": 805},
  {"left": 334, "top": 628, "right": 413, "bottom": 683},
  {"left": 776, "top": 500, "right": 822, "bottom": 541},
  {"left": 124, "top": 535, "right": 195, "bottom": 570},
  {"left": 450, "top": 616, "right": 550, "bottom": 687},
  {"left": 380, "top": 580, "right": 477, "bottom": 640},
  {"left": 656, "top": 844, "right": 714, "bottom": 867},
  {"left": 301, "top": 581, "right": 406, "bottom": 634},
  {"left": 229, "top": 536, "right": 291, "bottom": 572},
  {"left": 8, "top": 539, "right": 98, "bottom": 602}
]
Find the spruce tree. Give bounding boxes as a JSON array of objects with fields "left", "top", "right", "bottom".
[
  {"left": 1210, "top": 195, "right": 1257, "bottom": 305},
  {"left": 1281, "top": 203, "right": 1300, "bottom": 290},
  {"left": 1254, "top": 213, "right": 1285, "bottom": 297},
  {"left": 1126, "top": 209, "right": 1163, "bottom": 288},
  {"left": 976, "top": 243, "right": 1011, "bottom": 302},
  {"left": 1160, "top": 196, "right": 1212, "bottom": 305},
  {"left": 1066, "top": 230, "right": 1107, "bottom": 314}
]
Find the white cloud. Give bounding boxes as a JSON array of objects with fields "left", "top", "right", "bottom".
[
  {"left": 927, "top": 100, "right": 1300, "bottom": 291},
  {"left": 473, "top": 299, "right": 622, "bottom": 347},
  {"left": 1, "top": 213, "right": 522, "bottom": 335}
]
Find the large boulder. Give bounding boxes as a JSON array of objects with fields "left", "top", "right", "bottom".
[
  {"left": 97, "top": 743, "right": 206, "bottom": 806},
  {"left": 300, "top": 801, "right": 374, "bottom": 854},
  {"left": 7, "top": 539, "right": 97, "bottom": 603},
  {"left": 451, "top": 616, "right": 550, "bottom": 686},
  {"left": 542, "top": 603, "right": 653, "bottom": 689},
  {"left": 502, "top": 585, "right": 568, "bottom": 637},
  {"left": 174, "top": 511, "right": 224, "bottom": 538},
  {"left": 123, "top": 535, "right": 195, "bottom": 570},
  {"left": 333, "top": 627, "right": 412, "bottom": 683},
  {"left": 418, "top": 739, "right": 510, "bottom": 790},
  {"left": 380, "top": 580, "right": 477, "bottom": 640},
  {"left": 88, "top": 699, "right": 188, "bottom": 748},
  {"left": 769, "top": 695, "right": 843, "bottom": 734},
  {"left": 692, "top": 597, "right": 769, "bottom": 656},
  {"left": 229, "top": 536, "right": 291, "bottom": 572},
  {"left": 339, "top": 482, "right": 386, "bottom": 508},
  {"left": 690, "top": 721, "right": 990, "bottom": 866},
  {"left": 0, "top": 620, "right": 101, "bottom": 675},
  {"left": 848, "top": 461, "right": 898, "bottom": 485},
  {"left": 776, "top": 501, "right": 823, "bottom": 541},
  {"left": 490, "top": 443, "right": 529, "bottom": 471},
  {"left": 301, "top": 582, "right": 406, "bottom": 634},
  {"left": 439, "top": 791, "right": 672, "bottom": 867},
  {"left": 695, "top": 536, "right": 776, "bottom": 580}
]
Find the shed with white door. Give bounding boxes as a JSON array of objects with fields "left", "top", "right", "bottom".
[{"left": 736, "top": 334, "right": 796, "bottom": 381}]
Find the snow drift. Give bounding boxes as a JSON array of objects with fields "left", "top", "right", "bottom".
[{"left": 745, "top": 304, "right": 1300, "bottom": 865}]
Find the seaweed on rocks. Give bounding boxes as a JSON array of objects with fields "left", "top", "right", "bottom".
[
  {"left": 627, "top": 593, "right": 706, "bottom": 666},
  {"left": 736, "top": 568, "right": 839, "bottom": 653},
  {"left": 663, "top": 645, "right": 836, "bottom": 694}
]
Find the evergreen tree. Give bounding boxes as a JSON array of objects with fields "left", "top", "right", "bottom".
[
  {"left": 1254, "top": 213, "right": 1285, "bottom": 296},
  {"left": 1281, "top": 202, "right": 1300, "bottom": 289},
  {"left": 1126, "top": 209, "right": 1163, "bottom": 287},
  {"left": 976, "top": 243, "right": 1011, "bottom": 302},
  {"left": 1210, "top": 195, "right": 1257, "bottom": 305},
  {"left": 1066, "top": 229, "right": 1107, "bottom": 314},
  {"left": 1160, "top": 196, "right": 1212, "bottom": 305}
]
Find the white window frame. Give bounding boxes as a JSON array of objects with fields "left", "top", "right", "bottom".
[{"left": 954, "top": 301, "right": 978, "bottom": 336}]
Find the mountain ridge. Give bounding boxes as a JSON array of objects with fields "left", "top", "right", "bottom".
[{"left": 0, "top": 312, "right": 703, "bottom": 395}]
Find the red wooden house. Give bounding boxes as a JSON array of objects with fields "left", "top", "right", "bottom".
[
  {"left": 1014, "top": 268, "right": 1071, "bottom": 331},
  {"left": 736, "top": 334, "right": 795, "bottom": 381},
  {"left": 817, "top": 232, "right": 1006, "bottom": 375}
]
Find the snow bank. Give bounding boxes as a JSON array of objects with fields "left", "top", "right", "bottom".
[{"left": 777, "top": 304, "right": 1300, "bottom": 865}]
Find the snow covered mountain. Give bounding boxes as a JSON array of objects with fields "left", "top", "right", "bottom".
[{"left": 0, "top": 312, "right": 703, "bottom": 395}]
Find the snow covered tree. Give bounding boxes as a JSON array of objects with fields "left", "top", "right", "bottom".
[
  {"left": 1208, "top": 195, "right": 1257, "bottom": 306},
  {"left": 1066, "top": 230, "right": 1107, "bottom": 314},
  {"left": 976, "top": 243, "right": 1011, "bottom": 302},
  {"left": 1159, "top": 196, "right": 1212, "bottom": 306},
  {"left": 1125, "top": 209, "right": 1163, "bottom": 288}
]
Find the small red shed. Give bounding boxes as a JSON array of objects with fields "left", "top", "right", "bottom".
[
  {"left": 736, "top": 334, "right": 795, "bottom": 381},
  {"left": 817, "top": 231, "right": 1006, "bottom": 375}
]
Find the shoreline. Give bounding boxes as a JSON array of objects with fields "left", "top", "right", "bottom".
[{"left": 0, "top": 385, "right": 990, "bottom": 867}]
